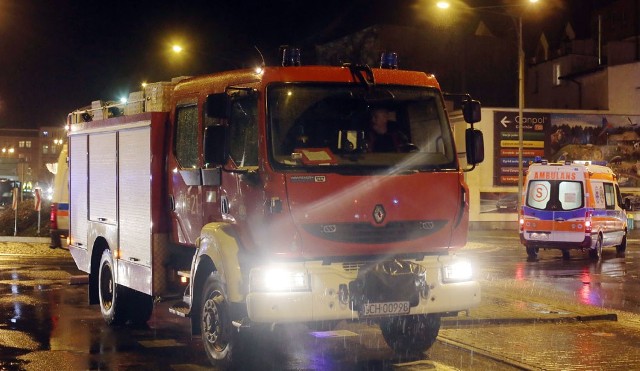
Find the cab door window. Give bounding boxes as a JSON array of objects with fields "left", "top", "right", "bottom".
[
  {"left": 603, "top": 183, "right": 616, "bottom": 210},
  {"left": 175, "top": 105, "right": 199, "bottom": 168},
  {"left": 228, "top": 95, "right": 258, "bottom": 167}
]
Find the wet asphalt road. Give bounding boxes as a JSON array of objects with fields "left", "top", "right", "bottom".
[{"left": 2, "top": 231, "right": 640, "bottom": 370}]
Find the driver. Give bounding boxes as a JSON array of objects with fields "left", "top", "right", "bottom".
[{"left": 367, "top": 107, "right": 409, "bottom": 152}]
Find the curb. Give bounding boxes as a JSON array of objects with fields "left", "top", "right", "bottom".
[
  {"left": 0, "top": 236, "right": 50, "bottom": 243},
  {"left": 441, "top": 313, "right": 618, "bottom": 328},
  {"left": 69, "top": 275, "right": 89, "bottom": 285}
]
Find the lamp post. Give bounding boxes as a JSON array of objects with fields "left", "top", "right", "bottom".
[
  {"left": 437, "top": 1, "right": 537, "bottom": 208},
  {"left": 517, "top": 15, "right": 524, "bottom": 209}
]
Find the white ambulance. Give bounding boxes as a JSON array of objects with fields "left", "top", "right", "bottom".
[{"left": 519, "top": 159, "right": 629, "bottom": 260}]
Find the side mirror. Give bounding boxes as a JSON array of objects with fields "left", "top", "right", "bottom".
[
  {"left": 204, "top": 125, "right": 228, "bottom": 166},
  {"left": 462, "top": 99, "right": 481, "bottom": 124},
  {"left": 205, "top": 93, "right": 228, "bottom": 119},
  {"left": 466, "top": 128, "right": 484, "bottom": 165}
]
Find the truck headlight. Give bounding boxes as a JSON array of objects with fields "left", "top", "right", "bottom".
[
  {"left": 250, "top": 267, "right": 310, "bottom": 292},
  {"left": 442, "top": 261, "right": 473, "bottom": 283}
]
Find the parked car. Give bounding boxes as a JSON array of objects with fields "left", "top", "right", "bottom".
[{"left": 496, "top": 193, "right": 518, "bottom": 211}]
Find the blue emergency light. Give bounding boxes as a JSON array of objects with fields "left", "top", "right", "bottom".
[{"left": 380, "top": 52, "right": 398, "bottom": 69}]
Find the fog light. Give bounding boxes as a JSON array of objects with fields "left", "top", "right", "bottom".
[{"left": 443, "top": 261, "right": 473, "bottom": 283}]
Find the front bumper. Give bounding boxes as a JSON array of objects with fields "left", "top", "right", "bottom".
[{"left": 245, "top": 256, "right": 480, "bottom": 323}]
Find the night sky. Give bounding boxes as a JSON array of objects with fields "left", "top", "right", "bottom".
[{"left": 0, "top": 0, "right": 607, "bottom": 129}]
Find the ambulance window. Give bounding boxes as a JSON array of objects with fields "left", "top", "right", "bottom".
[
  {"left": 175, "top": 105, "right": 199, "bottom": 168},
  {"left": 527, "top": 180, "right": 550, "bottom": 209},
  {"left": 603, "top": 183, "right": 616, "bottom": 210},
  {"left": 558, "top": 181, "right": 583, "bottom": 210},
  {"left": 615, "top": 184, "right": 623, "bottom": 207}
]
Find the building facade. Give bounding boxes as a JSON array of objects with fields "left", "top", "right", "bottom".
[{"left": 0, "top": 126, "right": 66, "bottom": 193}]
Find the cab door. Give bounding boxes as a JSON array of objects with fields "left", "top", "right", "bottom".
[{"left": 168, "top": 100, "right": 223, "bottom": 246}]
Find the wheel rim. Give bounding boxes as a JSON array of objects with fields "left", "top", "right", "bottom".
[
  {"left": 202, "top": 291, "right": 227, "bottom": 352},
  {"left": 100, "top": 261, "right": 114, "bottom": 311}
]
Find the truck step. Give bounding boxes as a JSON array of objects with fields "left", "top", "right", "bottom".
[{"left": 169, "top": 301, "right": 191, "bottom": 318}]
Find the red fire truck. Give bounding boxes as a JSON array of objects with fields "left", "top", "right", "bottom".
[{"left": 66, "top": 48, "right": 484, "bottom": 367}]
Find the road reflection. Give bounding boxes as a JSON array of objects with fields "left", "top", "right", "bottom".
[{"left": 493, "top": 247, "right": 640, "bottom": 313}]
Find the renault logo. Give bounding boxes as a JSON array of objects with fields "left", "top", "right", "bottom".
[{"left": 373, "top": 204, "right": 386, "bottom": 224}]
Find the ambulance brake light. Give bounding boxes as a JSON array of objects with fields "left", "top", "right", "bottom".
[{"left": 584, "top": 211, "right": 592, "bottom": 233}]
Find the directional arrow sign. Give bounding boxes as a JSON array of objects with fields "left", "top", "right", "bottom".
[{"left": 500, "top": 116, "right": 511, "bottom": 127}]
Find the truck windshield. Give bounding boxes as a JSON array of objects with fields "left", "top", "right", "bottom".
[{"left": 267, "top": 84, "right": 456, "bottom": 172}]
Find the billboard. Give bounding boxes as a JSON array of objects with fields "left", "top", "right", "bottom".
[{"left": 493, "top": 111, "right": 640, "bottom": 187}]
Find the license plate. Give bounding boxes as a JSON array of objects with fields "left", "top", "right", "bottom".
[
  {"left": 529, "top": 232, "right": 550, "bottom": 241},
  {"left": 362, "top": 301, "right": 410, "bottom": 317}
]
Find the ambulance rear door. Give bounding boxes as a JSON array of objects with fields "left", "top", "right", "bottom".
[{"left": 523, "top": 165, "right": 587, "bottom": 244}]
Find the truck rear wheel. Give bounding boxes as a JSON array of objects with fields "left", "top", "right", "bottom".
[
  {"left": 379, "top": 314, "right": 440, "bottom": 356},
  {"left": 589, "top": 236, "right": 603, "bottom": 260},
  {"left": 526, "top": 246, "right": 538, "bottom": 260},
  {"left": 98, "top": 249, "right": 127, "bottom": 325},
  {"left": 201, "top": 272, "right": 235, "bottom": 368},
  {"left": 616, "top": 233, "right": 627, "bottom": 255}
]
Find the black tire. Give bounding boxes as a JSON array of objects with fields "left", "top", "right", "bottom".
[
  {"left": 561, "top": 250, "right": 571, "bottom": 260},
  {"left": 201, "top": 272, "right": 235, "bottom": 368},
  {"left": 380, "top": 314, "right": 440, "bottom": 356},
  {"left": 126, "top": 289, "right": 154, "bottom": 325},
  {"left": 98, "top": 249, "right": 127, "bottom": 325},
  {"left": 526, "top": 246, "right": 538, "bottom": 260},
  {"left": 616, "top": 233, "right": 627, "bottom": 254},
  {"left": 589, "top": 236, "right": 603, "bottom": 260}
]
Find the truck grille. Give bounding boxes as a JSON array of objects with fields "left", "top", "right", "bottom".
[
  {"left": 342, "top": 261, "right": 366, "bottom": 272},
  {"left": 302, "top": 220, "right": 447, "bottom": 244}
]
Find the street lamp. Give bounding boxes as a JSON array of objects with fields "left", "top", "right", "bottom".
[{"left": 437, "top": 0, "right": 539, "bottom": 208}]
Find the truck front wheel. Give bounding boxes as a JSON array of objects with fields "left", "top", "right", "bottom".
[
  {"left": 201, "top": 272, "right": 235, "bottom": 368},
  {"left": 98, "top": 249, "right": 126, "bottom": 325},
  {"left": 616, "top": 233, "right": 627, "bottom": 255},
  {"left": 379, "top": 314, "right": 441, "bottom": 356}
]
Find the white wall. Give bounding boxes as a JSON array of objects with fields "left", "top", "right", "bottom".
[{"left": 608, "top": 63, "right": 640, "bottom": 114}]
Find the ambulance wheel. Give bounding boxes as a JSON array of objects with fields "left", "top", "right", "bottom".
[
  {"left": 201, "top": 272, "right": 236, "bottom": 368},
  {"left": 561, "top": 250, "right": 570, "bottom": 260},
  {"left": 616, "top": 234, "right": 627, "bottom": 254},
  {"left": 380, "top": 314, "right": 440, "bottom": 356},
  {"left": 526, "top": 246, "right": 538, "bottom": 260},
  {"left": 589, "top": 236, "right": 603, "bottom": 260},
  {"left": 98, "top": 249, "right": 127, "bottom": 326}
]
